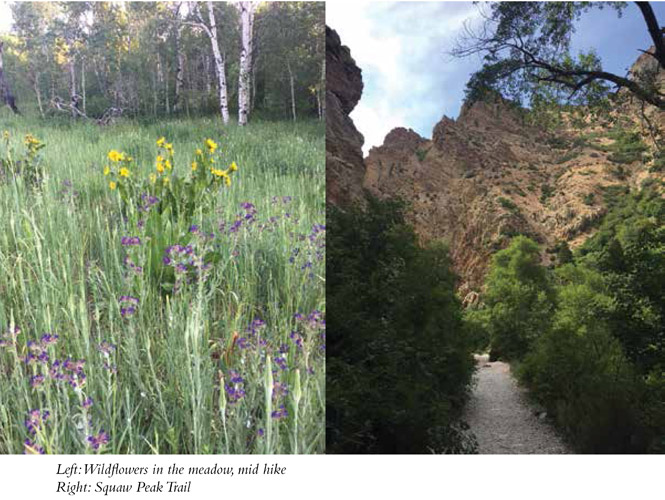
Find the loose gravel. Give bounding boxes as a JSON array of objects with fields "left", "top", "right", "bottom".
[{"left": 464, "top": 354, "right": 570, "bottom": 454}]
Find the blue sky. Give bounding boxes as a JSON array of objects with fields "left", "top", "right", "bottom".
[{"left": 327, "top": 1, "right": 665, "bottom": 155}]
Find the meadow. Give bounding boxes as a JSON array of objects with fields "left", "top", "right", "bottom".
[{"left": 0, "top": 113, "right": 325, "bottom": 454}]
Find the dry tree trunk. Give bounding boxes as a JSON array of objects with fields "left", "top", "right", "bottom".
[
  {"left": 287, "top": 59, "right": 296, "bottom": 122},
  {"left": 0, "top": 41, "right": 20, "bottom": 114}
]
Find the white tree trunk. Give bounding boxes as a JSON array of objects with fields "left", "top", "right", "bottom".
[
  {"left": 68, "top": 54, "right": 77, "bottom": 117},
  {"left": 173, "top": 25, "right": 185, "bottom": 113},
  {"left": 287, "top": 59, "right": 296, "bottom": 122},
  {"left": 81, "top": 58, "right": 86, "bottom": 114},
  {"left": 206, "top": 1, "right": 229, "bottom": 125},
  {"left": 320, "top": 59, "right": 325, "bottom": 120},
  {"left": 237, "top": 2, "right": 255, "bottom": 126}
]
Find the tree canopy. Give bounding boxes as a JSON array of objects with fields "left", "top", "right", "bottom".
[
  {"left": 0, "top": 2, "right": 324, "bottom": 122},
  {"left": 454, "top": 2, "right": 665, "bottom": 110}
]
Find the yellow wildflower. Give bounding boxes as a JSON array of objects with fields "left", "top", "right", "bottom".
[
  {"left": 149, "top": 173, "right": 157, "bottom": 184},
  {"left": 108, "top": 150, "right": 123, "bottom": 162},
  {"left": 119, "top": 167, "right": 130, "bottom": 178},
  {"left": 103, "top": 166, "right": 110, "bottom": 176},
  {"left": 191, "top": 161, "right": 198, "bottom": 171},
  {"left": 126, "top": 156, "right": 133, "bottom": 162},
  {"left": 156, "top": 137, "right": 166, "bottom": 147},
  {"left": 165, "top": 143, "right": 173, "bottom": 153},
  {"left": 211, "top": 168, "right": 225, "bottom": 177},
  {"left": 225, "top": 176, "right": 231, "bottom": 186},
  {"left": 196, "top": 148, "right": 203, "bottom": 156},
  {"left": 24, "top": 134, "right": 40, "bottom": 146},
  {"left": 163, "top": 177, "right": 170, "bottom": 186},
  {"left": 109, "top": 181, "right": 117, "bottom": 190},
  {"left": 164, "top": 159, "right": 172, "bottom": 170},
  {"left": 229, "top": 161, "right": 238, "bottom": 172},
  {"left": 2, "top": 130, "right": 9, "bottom": 140},
  {"left": 156, "top": 155, "right": 164, "bottom": 163},
  {"left": 205, "top": 138, "right": 217, "bottom": 153}
]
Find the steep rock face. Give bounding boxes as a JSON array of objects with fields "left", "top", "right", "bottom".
[
  {"left": 326, "top": 27, "right": 366, "bottom": 206},
  {"left": 365, "top": 88, "right": 665, "bottom": 289}
]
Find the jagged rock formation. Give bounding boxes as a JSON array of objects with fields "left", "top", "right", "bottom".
[
  {"left": 325, "top": 30, "right": 665, "bottom": 289},
  {"left": 364, "top": 75, "right": 665, "bottom": 289},
  {"left": 326, "top": 26, "right": 366, "bottom": 206}
]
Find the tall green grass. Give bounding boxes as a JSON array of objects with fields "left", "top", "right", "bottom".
[{"left": 0, "top": 113, "right": 325, "bottom": 454}]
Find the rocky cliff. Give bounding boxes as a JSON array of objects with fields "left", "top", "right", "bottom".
[
  {"left": 364, "top": 77, "right": 665, "bottom": 290},
  {"left": 326, "top": 30, "right": 665, "bottom": 290},
  {"left": 326, "top": 27, "right": 366, "bottom": 206}
]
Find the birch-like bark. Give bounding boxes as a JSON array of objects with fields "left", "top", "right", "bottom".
[
  {"left": 173, "top": 25, "right": 185, "bottom": 113},
  {"left": 68, "top": 48, "right": 78, "bottom": 117},
  {"left": 237, "top": 2, "right": 255, "bottom": 126},
  {"left": 81, "top": 58, "right": 86, "bottom": 114},
  {"left": 205, "top": 1, "right": 229, "bottom": 124},
  {"left": 319, "top": 59, "right": 325, "bottom": 120},
  {"left": 287, "top": 59, "right": 296, "bottom": 122}
]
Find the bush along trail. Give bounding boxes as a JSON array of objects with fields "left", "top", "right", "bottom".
[
  {"left": 0, "top": 117, "right": 325, "bottom": 454},
  {"left": 464, "top": 188, "right": 665, "bottom": 453}
]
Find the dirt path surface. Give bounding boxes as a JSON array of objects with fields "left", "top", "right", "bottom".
[{"left": 464, "top": 354, "right": 570, "bottom": 454}]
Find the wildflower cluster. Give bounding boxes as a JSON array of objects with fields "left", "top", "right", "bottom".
[
  {"left": 104, "top": 149, "right": 134, "bottom": 195},
  {"left": 0, "top": 132, "right": 45, "bottom": 186},
  {"left": 162, "top": 237, "right": 213, "bottom": 293},
  {"left": 0, "top": 325, "right": 116, "bottom": 453}
]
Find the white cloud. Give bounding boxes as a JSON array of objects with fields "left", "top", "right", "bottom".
[{"left": 328, "top": 2, "right": 482, "bottom": 154}]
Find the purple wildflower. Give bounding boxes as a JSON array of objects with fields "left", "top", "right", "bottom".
[
  {"left": 274, "top": 357, "right": 288, "bottom": 371},
  {"left": 272, "top": 381, "right": 289, "bottom": 401},
  {"left": 40, "top": 333, "right": 59, "bottom": 347},
  {"left": 121, "top": 236, "right": 141, "bottom": 246},
  {"left": 271, "top": 405, "right": 288, "bottom": 420},
  {"left": 23, "top": 439, "right": 45, "bottom": 454},
  {"left": 25, "top": 409, "right": 50, "bottom": 435},
  {"left": 30, "top": 374, "right": 45, "bottom": 389},
  {"left": 82, "top": 397, "right": 93, "bottom": 409},
  {"left": 87, "top": 430, "right": 110, "bottom": 450},
  {"left": 97, "top": 341, "right": 116, "bottom": 355}
]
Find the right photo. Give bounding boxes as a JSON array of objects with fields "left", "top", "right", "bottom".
[{"left": 327, "top": 1, "right": 665, "bottom": 454}]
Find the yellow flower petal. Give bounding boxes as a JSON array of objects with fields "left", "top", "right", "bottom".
[
  {"left": 109, "top": 181, "right": 117, "bottom": 190},
  {"left": 103, "top": 166, "right": 110, "bottom": 176}
]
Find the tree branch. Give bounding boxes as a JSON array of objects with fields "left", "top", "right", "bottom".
[{"left": 635, "top": 2, "right": 665, "bottom": 68}]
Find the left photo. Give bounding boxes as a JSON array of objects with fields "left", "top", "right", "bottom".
[{"left": 0, "top": 1, "right": 325, "bottom": 455}]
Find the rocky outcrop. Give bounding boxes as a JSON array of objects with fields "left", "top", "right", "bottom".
[
  {"left": 326, "top": 27, "right": 366, "bottom": 207},
  {"left": 364, "top": 88, "right": 665, "bottom": 289}
]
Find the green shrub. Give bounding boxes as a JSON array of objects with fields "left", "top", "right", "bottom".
[
  {"left": 519, "top": 265, "right": 646, "bottom": 452},
  {"left": 497, "top": 196, "right": 519, "bottom": 212},
  {"left": 540, "top": 183, "right": 554, "bottom": 203},
  {"left": 482, "top": 236, "right": 554, "bottom": 360},
  {"left": 327, "top": 197, "right": 476, "bottom": 453}
]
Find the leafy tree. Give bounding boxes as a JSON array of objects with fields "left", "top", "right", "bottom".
[
  {"left": 483, "top": 236, "right": 554, "bottom": 360},
  {"left": 520, "top": 264, "right": 645, "bottom": 452},
  {"left": 453, "top": 2, "right": 665, "bottom": 110},
  {"left": 327, "top": 197, "right": 475, "bottom": 453}
]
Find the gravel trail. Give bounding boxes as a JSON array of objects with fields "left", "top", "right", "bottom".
[{"left": 464, "top": 354, "right": 569, "bottom": 454}]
